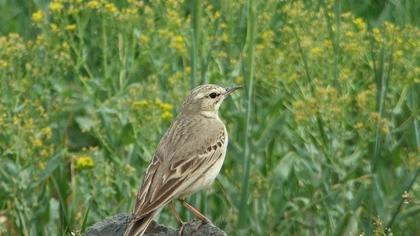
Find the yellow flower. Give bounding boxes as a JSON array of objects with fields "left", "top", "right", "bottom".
[
  {"left": 50, "top": 23, "right": 59, "bottom": 33},
  {"left": 354, "top": 122, "right": 364, "bottom": 130},
  {"left": 170, "top": 35, "right": 186, "bottom": 54},
  {"left": 36, "top": 35, "right": 45, "bottom": 45},
  {"left": 62, "top": 42, "right": 70, "bottom": 50},
  {"left": 138, "top": 35, "right": 150, "bottom": 45},
  {"left": 221, "top": 33, "right": 229, "bottom": 43},
  {"left": 156, "top": 100, "right": 173, "bottom": 111},
  {"left": 369, "top": 112, "right": 380, "bottom": 122},
  {"left": 40, "top": 148, "right": 50, "bottom": 158},
  {"left": 38, "top": 161, "right": 46, "bottom": 170},
  {"left": 213, "top": 11, "right": 221, "bottom": 19},
  {"left": 75, "top": 155, "right": 94, "bottom": 170},
  {"left": 407, "top": 151, "right": 420, "bottom": 170},
  {"left": 161, "top": 103, "right": 173, "bottom": 111},
  {"left": 340, "top": 68, "right": 351, "bottom": 81},
  {"left": 12, "top": 116, "right": 20, "bottom": 125},
  {"left": 65, "top": 24, "right": 77, "bottom": 31},
  {"left": 381, "top": 121, "right": 390, "bottom": 134},
  {"left": 105, "top": 3, "right": 118, "bottom": 13},
  {"left": 161, "top": 111, "right": 173, "bottom": 121},
  {"left": 0, "top": 59, "right": 8, "bottom": 68},
  {"left": 255, "top": 44, "right": 264, "bottom": 53},
  {"left": 384, "top": 21, "right": 396, "bottom": 34},
  {"left": 32, "top": 10, "right": 44, "bottom": 23},
  {"left": 86, "top": 0, "right": 100, "bottom": 9},
  {"left": 234, "top": 76, "right": 244, "bottom": 85},
  {"left": 322, "top": 39, "right": 332, "bottom": 49},
  {"left": 158, "top": 29, "right": 171, "bottom": 38},
  {"left": 341, "top": 12, "right": 352, "bottom": 19},
  {"left": 42, "top": 127, "right": 52, "bottom": 139},
  {"left": 122, "top": 7, "right": 137, "bottom": 16},
  {"left": 344, "top": 31, "right": 354, "bottom": 38},
  {"left": 168, "top": 71, "right": 182, "bottom": 85},
  {"left": 310, "top": 47, "right": 323, "bottom": 57},
  {"left": 261, "top": 30, "right": 274, "bottom": 43},
  {"left": 131, "top": 100, "right": 149, "bottom": 109},
  {"left": 49, "top": 1, "right": 64, "bottom": 12},
  {"left": 32, "top": 138, "right": 42, "bottom": 147},
  {"left": 353, "top": 18, "right": 366, "bottom": 32},
  {"left": 125, "top": 164, "right": 136, "bottom": 175},
  {"left": 393, "top": 50, "right": 403, "bottom": 60},
  {"left": 372, "top": 28, "right": 383, "bottom": 43},
  {"left": 292, "top": 100, "right": 307, "bottom": 122},
  {"left": 356, "top": 91, "right": 368, "bottom": 108}
]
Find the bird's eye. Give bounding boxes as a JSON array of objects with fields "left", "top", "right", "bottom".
[{"left": 209, "top": 92, "right": 218, "bottom": 99}]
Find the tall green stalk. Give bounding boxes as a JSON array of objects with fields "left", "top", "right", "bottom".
[
  {"left": 191, "top": 0, "right": 201, "bottom": 88},
  {"left": 238, "top": 0, "right": 256, "bottom": 227},
  {"left": 101, "top": 17, "right": 109, "bottom": 81},
  {"left": 368, "top": 29, "right": 391, "bottom": 234},
  {"left": 372, "top": 47, "right": 388, "bottom": 168},
  {"left": 319, "top": 0, "right": 341, "bottom": 88}
]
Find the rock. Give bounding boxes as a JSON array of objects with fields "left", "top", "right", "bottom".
[
  {"left": 85, "top": 213, "right": 227, "bottom": 236},
  {"left": 85, "top": 213, "right": 133, "bottom": 236},
  {"left": 180, "top": 220, "right": 226, "bottom": 236}
]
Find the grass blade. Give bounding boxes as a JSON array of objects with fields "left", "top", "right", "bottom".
[
  {"left": 238, "top": 0, "right": 256, "bottom": 227},
  {"left": 191, "top": 0, "right": 202, "bottom": 87}
]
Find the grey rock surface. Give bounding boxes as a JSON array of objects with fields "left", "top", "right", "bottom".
[{"left": 85, "top": 213, "right": 226, "bottom": 236}]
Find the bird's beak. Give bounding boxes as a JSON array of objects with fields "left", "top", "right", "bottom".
[{"left": 224, "top": 86, "right": 242, "bottom": 95}]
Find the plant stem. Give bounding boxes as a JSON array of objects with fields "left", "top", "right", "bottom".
[
  {"left": 238, "top": 0, "right": 256, "bottom": 227},
  {"left": 319, "top": 0, "right": 341, "bottom": 88},
  {"left": 191, "top": 0, "right": 201, "bottom": 87},
  {"left": 102, "top": 16, "right": 109, "bottom": 83}
]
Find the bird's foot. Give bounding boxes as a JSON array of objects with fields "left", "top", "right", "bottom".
[{"left": 178, "top": 222, "right": 187, "bottom": 236}]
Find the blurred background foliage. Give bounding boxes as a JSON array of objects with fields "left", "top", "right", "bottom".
[{"left": 0, "top": 0, "right": 419, "bottom": 235}]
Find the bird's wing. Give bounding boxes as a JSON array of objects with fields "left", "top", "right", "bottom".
[{"left": 131, "top": 116, "right": 226, "bottom": 220}]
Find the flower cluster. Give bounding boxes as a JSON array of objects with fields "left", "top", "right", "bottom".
[{"left": 74, "top": 155, "right": 95, "bottom": 170}]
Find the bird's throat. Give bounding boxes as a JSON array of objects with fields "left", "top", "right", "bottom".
[{"left": 200, "top": 110, "right": 219, "bottom": 119}]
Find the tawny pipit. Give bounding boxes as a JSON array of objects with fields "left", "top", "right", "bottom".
[{"left": 124, "top": 84, "right": 241, "bottom": 236}]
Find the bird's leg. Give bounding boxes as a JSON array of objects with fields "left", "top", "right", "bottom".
[
  {"left": 169, "top": 201, "right": 185, "bottom": 225},
  {"left": 169, "top": 201, "right": 187, "bottom": 236},
  {"left": 178, "top": 199, "right": 211, "bottom": 223}
]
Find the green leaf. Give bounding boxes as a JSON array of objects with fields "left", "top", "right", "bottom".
[
  {"left": 274, "top": 152, "right": 296, "bottom": 182},
  {"left": 75, "top": 116, "right": 97, "bottom": 132}
]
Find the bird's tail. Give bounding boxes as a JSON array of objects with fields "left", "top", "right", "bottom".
[{"left": 123, "top": 212, "right": 155, "bottom": 236}]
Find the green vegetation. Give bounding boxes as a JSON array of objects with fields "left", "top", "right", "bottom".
[{"left": 0, "top": 0, "right": 419, "bottom": 235}]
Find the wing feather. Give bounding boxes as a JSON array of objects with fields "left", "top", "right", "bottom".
[{"left": 131, "top": 115, "right": 226, "bottom": 220}]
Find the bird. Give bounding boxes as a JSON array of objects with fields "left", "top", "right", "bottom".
[{"left": 123, "top": 84, "right": 241, "bottom": 236}]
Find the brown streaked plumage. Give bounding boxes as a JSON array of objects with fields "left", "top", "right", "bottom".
[{"left": 124, "top": 84, "right": 241, "bottom": 236}]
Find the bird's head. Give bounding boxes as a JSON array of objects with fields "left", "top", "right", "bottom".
[{"left": 181, "top": 84, "right": 241, "bottom": 115}]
